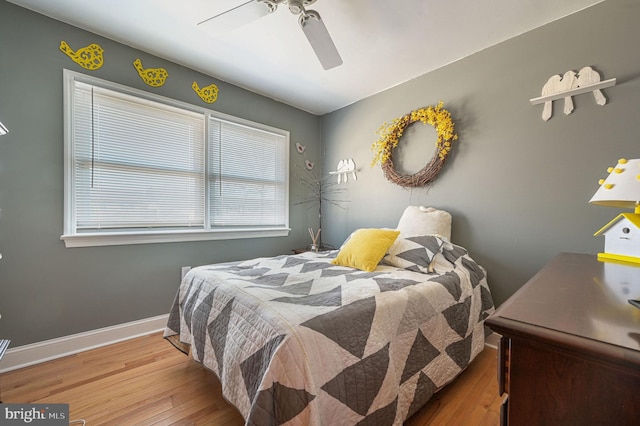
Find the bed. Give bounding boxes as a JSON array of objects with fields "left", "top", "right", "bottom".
[{"left": 164, "top": 208, "right": 495, "bottom": 425}]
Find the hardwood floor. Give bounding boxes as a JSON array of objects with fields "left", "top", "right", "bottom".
[{"left": 1, "top": 333, "right": 501, "bottom": 425}]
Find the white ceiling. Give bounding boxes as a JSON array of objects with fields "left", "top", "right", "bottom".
[{"left": 8, "top": 0, "right": 602, "bottom": 115}]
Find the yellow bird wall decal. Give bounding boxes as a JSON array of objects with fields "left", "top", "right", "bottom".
[
  {"left": 133, "top": 59, "right": 168, "bottom": 87},
  {"left": 59, "top": 41, "right": 104, "bottom": 70},
  {"left": 192, "top": 81, "right": 219, "bottom": 104}
]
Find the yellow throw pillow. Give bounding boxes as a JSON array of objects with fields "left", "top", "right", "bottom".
[{"left": 332, "top": 228, "right": 400, "bottom": 272}]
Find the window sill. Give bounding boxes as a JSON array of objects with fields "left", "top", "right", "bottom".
[{"left": 60, "top": 228, "right": 291, "bottom": 248}]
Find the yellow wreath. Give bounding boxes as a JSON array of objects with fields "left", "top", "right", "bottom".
[{"left": 371, "top": 101, "right": 458, "bottom": 187}]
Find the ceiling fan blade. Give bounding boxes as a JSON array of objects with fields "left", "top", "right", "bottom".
[
  {"left": 299, "top": 10, "right": 342, "bottom": 70},
  {"left": 198, "top": 0, "right": 272, "bottom": 35}
]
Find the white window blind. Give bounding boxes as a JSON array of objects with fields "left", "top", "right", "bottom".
[
  {"left": 62, "top": 70, "right": 290, "bottom": 247},
  {"left": 72, "top": 82, "right": 206, "bottom": 231},
  {"left": 209, "top": 119, "right": 288, "bottom": 228}
]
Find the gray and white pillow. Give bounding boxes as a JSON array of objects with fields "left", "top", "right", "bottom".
[{"left": 383, "top": 235, "right": 444, "bottom": 273}]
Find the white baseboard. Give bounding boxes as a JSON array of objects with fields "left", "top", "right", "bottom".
[
  {"left": 0, "top": 314, "right": 169, "bottom": 373},
  {"left": 484, "top": 332, "right": 501, "bottom": 350}
]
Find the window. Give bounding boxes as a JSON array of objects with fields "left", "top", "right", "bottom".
[{"left": 62, "top": 70, "right": 289, "bottom": 248}]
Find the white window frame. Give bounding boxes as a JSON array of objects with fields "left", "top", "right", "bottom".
[{"left": 61, "top": 70, "right": 290, "bottom": 248}]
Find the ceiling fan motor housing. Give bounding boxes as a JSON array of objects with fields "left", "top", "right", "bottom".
[
  {"left": 288, "top": 1, "right": 304, "bottom": 15},
  {"left": 259, "top": 0, "right": 317, "bottom": 15}
]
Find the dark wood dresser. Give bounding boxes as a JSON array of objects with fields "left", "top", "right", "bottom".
[{"left": 486, "top": 253, "right": 640, "bottom": 426}]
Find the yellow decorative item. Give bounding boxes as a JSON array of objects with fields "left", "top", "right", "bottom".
[
  {"left": 331, "top": 228, "right": 400, "bottom": 272},
  {"left": 133, "top": 59, "right": 168, "bottom": 87},
  {"left": 192, "top": 81, "right": 219, "bottom": 104},
  {"left": 590, "top": 158, "right": 640, "bottom": 264},
  {"left": 593, "top": 213, "right": 640, "bottom": 264},
  {"left": 371, "top": 101, "right": 458, "bottom": 188},
  {"left": 59, "top": 41, "right": 104, "bottom": 70}
]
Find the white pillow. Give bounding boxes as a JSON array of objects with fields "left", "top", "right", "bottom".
[{"left": 395, "top": 206, "right": 451, "bottom": 240}]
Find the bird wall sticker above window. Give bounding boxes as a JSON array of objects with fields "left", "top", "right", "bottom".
[
  {"left": 59, "top": 41, "right": 104, "bottom": 70},
  {"left": 192, "top": 81, "right": 219, "bottom": 103},
  {"left": 133, "top": 59, "right": 169, "bottom": 87},
  {"left": 530, "top": 66, "right": 616, "bottom": 121}
]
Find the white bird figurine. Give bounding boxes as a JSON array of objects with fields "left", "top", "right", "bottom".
[
  {"left": 541, "top": 74, "right": 562, "bottom": 121},
  {"left": 329, "top": 159, "right": 357, "bottom": 184},
  {"left": 577, "top": 66, "right": 607, "bottom": 105},
  {"left": 347, "top": 159, "right": 357, "bottom": 181},
  {"left": 560, "top": 70, "right": 578, "bottom": 115},
  {"left": 336, "top": 159, "right": 345, "bottom": 184}
]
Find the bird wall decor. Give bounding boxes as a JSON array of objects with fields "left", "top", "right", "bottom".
[
  {"left": 133, "top": 59, "right": 169, "bottom": 87},
  {"left": 577, "top": 66, "right": 607, "bottom": 106},
  {"left": 59, "top": 41, "right": 104, "bottom": 70},
  {"left": 329, "top": 159, "right": 357, "bottom": 184},
  {"left": 192, "top": 81, "right": 219, "bottom": 103},
  {"left": 541, "top": 74, "right": 561, "bottom": 121},
  {"left": 560, "top": 70, "right": 578, "bottom": 115},
  {"left": 534, "top": 66, "right": 614, "bottom": 121}
]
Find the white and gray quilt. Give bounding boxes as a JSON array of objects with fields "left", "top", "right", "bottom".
[{"left": 164, "top": 241, "right": 495, "bottom": 425}]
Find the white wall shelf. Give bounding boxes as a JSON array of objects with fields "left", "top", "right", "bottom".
[{"left": 530, "top": 78, "right": 616, "bottom": 105}]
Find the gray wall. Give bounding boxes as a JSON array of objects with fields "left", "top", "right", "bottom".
[
  {"left": 0, "top": 1, "right": 322, "bottom": 346},
  {"left": 2, "top": 0, "right": 639, "bottom": 347},
  {"left": 320, "top": 0, "right": 640, "bottom": 306}
]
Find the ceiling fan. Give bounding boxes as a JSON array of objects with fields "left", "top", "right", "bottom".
[{"left": 198, "top": 0, "right": 343, "bottom": 70}]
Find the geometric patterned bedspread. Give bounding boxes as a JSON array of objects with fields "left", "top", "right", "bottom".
[{"left": 164, "top": 240, "right": 495, "bottom": 425}]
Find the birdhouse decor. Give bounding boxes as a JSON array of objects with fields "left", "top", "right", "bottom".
[
  {"left": 133, "top": 58, "right": 169, "bottom": 87},
  {"left": 590, "top": 158, "right": 640, "bottom": 264},
  {"left": 530, "top": 66, "right": 616, "bottom": 121},
  {"left": 59, "top": 41, "right": 104, "bottom": 70}
]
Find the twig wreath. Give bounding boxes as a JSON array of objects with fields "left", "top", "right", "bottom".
[{"left": 371, "top": 101, "right": 458, "bottom": 187}]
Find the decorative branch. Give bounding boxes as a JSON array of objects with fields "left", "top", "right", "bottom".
[{"left": 295, "top": 165, "right": 349, "bottom": 250}]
